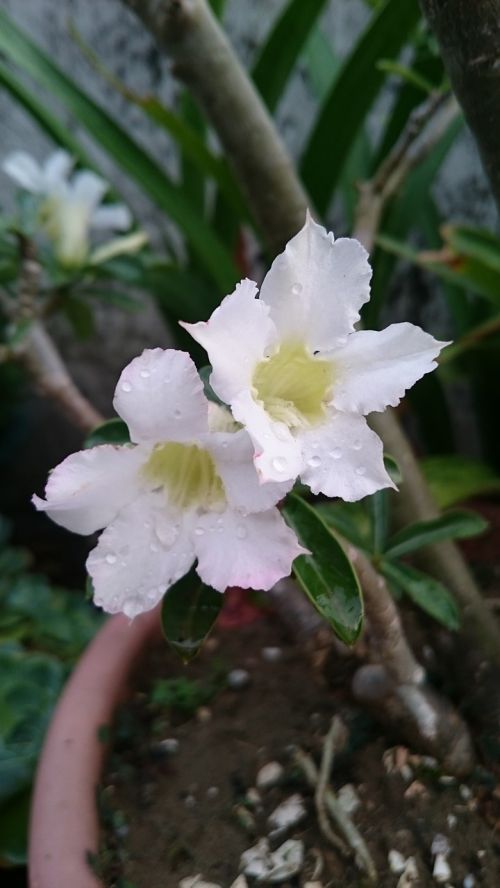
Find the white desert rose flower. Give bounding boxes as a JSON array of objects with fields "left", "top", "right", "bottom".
[
  {"left": 182, "top": 213, "right": 449, "bottom": 501},
  {"left": 32, "top": 349, "right": 304, "bottom": 618},
  {"left": 2, "top": 149, "right": 139, "bottom": 267}
]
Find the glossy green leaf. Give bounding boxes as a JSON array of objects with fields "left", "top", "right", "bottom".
[
  {"left": 381, "top": 560, "right": 460, "bottom": 630},
  {"left": 444, "top": 225, "right": 500, "bottom": 274},
  {"left": 384, "top": 509, "right": 488, "bottom": 559},
  {"left": 301, "top": 0, "right": 421, "bottom": 213},
  {"left": 0, "top": 9, "right": 238, "bottom": 292},
  {"left": 161, "top": 568, "right": 223, "bottom": 661},
  {"left": 252, "top": 0, "right": 330, "bottom": 111},
  {"left": 84, "top": 418, "right": 130, "bottom": 449},
  {"left": 421, "top": 455, "right": 500, "bottom": 508},
  {"left": 369, "top": 490, "right": 389, "bottom": 554},
  {"left": 283, "top": 494, "right": 363, "bottom": 644},
  {"left": 0, "top": 789, "right": 30, "bottom": 865},
  {"left": 313, "top": 501, "right": 371, "bottom": 552}
]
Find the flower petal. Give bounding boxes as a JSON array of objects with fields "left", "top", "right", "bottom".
[
  {"left": 42, "top": 150, "right": 74, "bottom": 190},
  {"left": 300, "top": 412, "right": 395, "bottom": 501},
  {"left": 194, "top": 507, "right": 304, "bottom": 592},
  {"left": 181, "top": 278, "right": 277, "bottom": 403},
  {"left": 71, "top": 170, "right": 108, "bottom": 211},
  {"left": 205, "top": 427, "right": 293, "bottom": 513},
  {"left": 330, "top": 323, "right": 449, "bottom": 415},
  {"left": 3, "top": 151, "right": 43, "bottom": 192},
  {"left": 113, "top": 348, "right": 208, "bottom": 444},
  {"left": 91, "top": 203, "right": 132, "bottom": 231},
  {"left": 231, "top": 390, "right": 302, "bottom": 483},
  {"left": 259, "top": 212, "right": 372, "bottom": 351},
  {"left": 32, "top": 444, "right": 146, "bottom": 534},
  {"left": 90, "top": 231, "right": 147, "bottom": 266},
  {"left": 87, "top": 492, "right": 195, "bottom": 617}
]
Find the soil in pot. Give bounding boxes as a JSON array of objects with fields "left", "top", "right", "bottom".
[{"left": 98, "top": 612, "right": 500, "bottom": 888}]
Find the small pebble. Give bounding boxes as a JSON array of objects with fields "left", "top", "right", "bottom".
[
  {"left": 447, "top": 814, "right": 458, "bottom": 829},
  {"left": 256, "top": 761, "right": 284, "bottom": 789},
  {"left": 431, "top": 834, "right": 450, "bottom": 857},
  {"left": 245, "top": 787, "right": 261, "bottom": 807},
  {"left": 230, "top": 878, "right": 248, "bottom": 888},
  {"left": 262, "top": 646, "right": 283, "bottom": 662},
  {"left": 227, "top": 668, "right": 251, "bottom": 690},
  {"left": 459, "top": 784, "right": 473, "bottom": 801},
  {"left": 179, "top": 878, "right": 221, "bottom": 888},
  {"left": 433, "top": 853, "right": 452, "bottom": 883},
  {"left": 337, "top": 784, "right": 361, "bottom": 815},
  {"left": 388, "top": 850, "right": 407, "bottom": 875},
  {"left": 159, "top": 737, "right": 179, "bottom": 755},
  {"left": 196, "top": 706, "right": 212, "bottom": 723},
  {"left": 206, "top": 786, "right": 219, "bottom": 800},
  {"left": 184, "top": 794, "right": 196, "bottom": 809},
  {"left": 268, "top": 794, "right": 306, "bottom": 831},
  {"left": 463, "top": 875, "right": 476, "bottom": 888}
]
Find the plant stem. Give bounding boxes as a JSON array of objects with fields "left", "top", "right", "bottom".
[
  {"left": 122, "top": 0, "right": 309, "bottom": 256},
  {"left": 120, "top": 0, "right": 500, "bottom": 662},
  {"left": 420, "top": 0, "right": 500, "bottom": 213}
]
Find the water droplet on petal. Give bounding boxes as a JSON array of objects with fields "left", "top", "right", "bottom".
[
  {"left": 140, "top": 368, "right": 151, "bottom": 379},
  {"left": 291, "top": 282, "right": 303, "bottom": 295},
  {"left": 174, "top": 408, "right": 182, "bottom": 419},
  {"left": 275, "top": 424, "right": 290, "bottom": 442},
  {"left": 236, "top": 525, "right": 247, "bottom": 540},
  {"left": 356, "top": 465, "right": 367, "bottom": 476},
  {"left": 111, "top": 594, "right": 120, "bottom": 607},
  {"left": 105, "top": 553, "right": 117, "bottom": 565},
  {"left": 330, "top": 448, "right": 342, "bottom": 460},
  {"left": 307, "top": 454, "right": 322, "bottom": 468},
  {"left": 121, "top": 381, "right": 132, "bottom": 393},
  {"left": 195, "top": 526, "right": 205, "bottom": 536},
  {"left": 147, "top": 587, "right": 159, "bottom": 601},
  {"left": 352, "top": 440, "right": 362, "bottom": 451},
  {"left": 123, "top": 597, "right": 141, "bottom": 619},
  {"left": 221, "top": 440, "right": 229, "bottom": 449},
  {"left": 336, "top": 336, "right": 348, "bottom": 347},
  {"left": 150, "top": 542, "right": 159, "bottom": 553},
  {"left": 272, "top": 456, "right": 287, "bottom": 473}
]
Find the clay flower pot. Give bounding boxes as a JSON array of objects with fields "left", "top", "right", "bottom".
[{"left": 29, "top": 606, "right": 162, "bottom": 888}]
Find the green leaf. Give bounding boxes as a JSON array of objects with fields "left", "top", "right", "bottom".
[
  {"left": 161, "top": 568, "right": 223, "bottom": 661},
  {"left": 63, "top": 295, "right": 96, "bottom": 340},
  {"left": 301, "top": 0, "right": 421, "bottom": 213},
  {"left": 369, "top": 490, "right": 389, "bottom": 554},
  {"left": 421, "top": 455, "right": 500, "bottom": 508},
  {"left": 384, "top": 509, "right": 488, "bottom": 559},
  {"left": 0, "top": 789, "right": 30, "bottom": 865},
  {"left": 0, "top": 9, "right": 238, "bottom": 292},
  {"left": 252, "top": 0, "right": 331, "bottom": 111},
  {"left": 282, "top": 494, "right": 363, "bottom": 644},
  {"left": 381, "top": 559, "right": 460, "bottom": 630},
  {"left": 84, "top": 418, "right": 130, "bottom": 449},
  {"left": 0, "top": 62, "right": 92, "bottom": 166},
  {"left": 444, "top": 225, "right": 500, "bottom": 274}
]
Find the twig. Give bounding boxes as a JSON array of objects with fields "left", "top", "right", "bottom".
[
  {"left": 293, "top": 746, "right": 377, "bottom": 882},
  {"left": 353, "top": 92, "right": 459, "bottom": 251},
  {"left": 315, "top": 717, "right": 348, "bottom": 854},
  {"left": 119, "top": 0, "right": 500, "bottom": 664}
]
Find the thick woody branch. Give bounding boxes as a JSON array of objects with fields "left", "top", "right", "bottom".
[
  {"left": 420, "top": 0, "right": 500, "bottom": 213},
  {"left": 119, "top": 0, "right": 500, "bottom": 663},
  {"left": 122, "top": 0, "right": 309, "bottom": 254}
]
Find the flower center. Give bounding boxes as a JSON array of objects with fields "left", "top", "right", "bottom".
[
  {"left": 253, "top": 340, "right": 333, "bottom": 427},
  {"left": 39, "top": 196, "right": 90, "bottom": 267},
  {"left": 143, "top": 442, "right": 225, "bottom": 510}
]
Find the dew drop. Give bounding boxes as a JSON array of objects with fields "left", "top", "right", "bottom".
[
  {"left": 352, "top": 440, "right": 362, "bottom": 451},
  {"left": 194, "top": 526, "right": 205, "bottom": 536},
  {"left": 147, "top": 588, "right": 159, "bottom": 601},
  {"left": 356, "top": 465, "right": 367, "bottom": 476},
  {"left": 105, "top": 553, "right": 117, "bottom": 565},
  {"left": 221, "top": 440, "right": 229, "bottom": 449},
  {"left": 330, "top": 448, "right": 342, "bottom": 460},
  {"left": 140, "top": 368, "right": 151, "bottom": 379},
  {"left": 150, "top": 542, "right": 159, "bottom": 553},
  {"left": 307, "top": 454, "right": 322, "bottom": 468},
  {"left": 236, "top": 525, "right": 247, "bottom": 540},
  {"left": 336, "top": 336, "right": 348, "bottom": 347},
  {"left": 291, "top": 282, "right": 303, "bottom": 296},
  {"left": 111, "top": 594, "right": 120, "bottom": 607},
  {"left": 275, "top": 424, "right": 290, "bottom": 442},
  {"left": 174, "top": 408, "right": 182, "bottom": 419},
  {"left": 271, "top": 456, "right": 287, "bottom": 473},
  {"left": 123, "top": 597, "right": 141, "bottom": 619},
  {"left": 121, "top": 381, "right": 132, "bottom": 393}
]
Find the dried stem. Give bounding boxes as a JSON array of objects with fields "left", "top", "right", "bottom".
[
  {"left": 119, "top": 0, "right": 500, "bottom": 663},
  {"left": 294, "top": 746, "right": 377, "bottom": 881}
]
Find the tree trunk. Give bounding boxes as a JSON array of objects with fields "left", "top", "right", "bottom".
[{"left": 420, "top": 0, "right": 500, "bottom": 212}]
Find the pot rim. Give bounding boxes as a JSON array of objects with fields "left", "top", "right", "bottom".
[{"left": 29, "top": 605, "right": 161, "bottom": 888}]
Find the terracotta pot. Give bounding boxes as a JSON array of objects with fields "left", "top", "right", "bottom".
[{"left": 29, "top": 606, "right": 162, "bottom": 888}]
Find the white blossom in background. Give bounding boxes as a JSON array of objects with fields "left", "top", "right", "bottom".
[
  {"left": 2, "top": 149, "right": 145, "bottom": 267},
  {"left": 32, "top": 349, "right": 303, "bottom": 618},
  {"left": 183, "top": 213, "right": 448, "bottom": 501}
]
